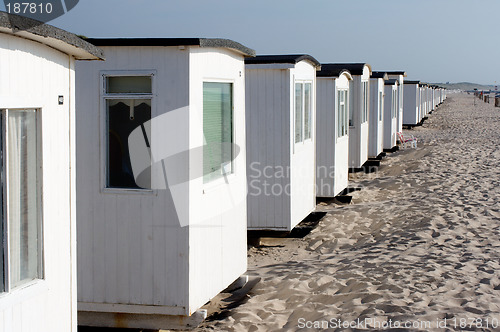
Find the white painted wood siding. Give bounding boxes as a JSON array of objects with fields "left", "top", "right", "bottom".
[
  {"left": 289, "top": 61, "right": 316, "bottom": 228},
  {"left": 403, "top": 84, "right": 419, "bottom": 125},
  {"left": 188, "top": 47, "right": 247, "bottom": 314},
  {"left": 76, "top": 45, "right": 247, "bottom": 318},
  {"left": 76, "top": 46, "right": 190, "bottom": 313},
  {"left": 246, "top": 68, "right": 291, "bottom": 230},
  {"left": 348, "top": 66, "right": 370, "bottom": 168},
  {"left": 246, "top": 60, "right": 316, "bottom": 231},
  {"left": 316, "top": 74, "right": 349, "bottom": 197},
  {"left": 383, "top": 84, "right": 398, "bottom": 149},
  {"left": 388, "top": 74, "right": 404, "bottom": 133},
  {"left": 316, "top": 77, "right": 336, "bottom": 197},
  {"left": 333, "top": 75, "right": 350, "bottom": 196},
  {"left": 0, "top": 33, "right": 77, "bottom": 332},
  {"left": 368, "top": 78, "right": 384, "bottom": 158}
]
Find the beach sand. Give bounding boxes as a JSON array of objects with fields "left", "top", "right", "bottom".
[{"left": 197, "top": 93, "right": 500, "bottom": 331}]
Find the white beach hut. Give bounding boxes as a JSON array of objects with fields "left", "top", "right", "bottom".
[
  {"left": 386, "top": 71, "right": 406, "bottom": 134},
  {"left": 424, "top": 85, "right": 431, "bottom": 117},
  {"left": 245, "top": 54, "right": 320, "bottom": 231},
  {"left": 369, "top": 72, "right": 388, "bottom": 159},
  {"left": 383, "top": 79, "right": 399, "bottom": 151},
  {"left": 0, "top": 12, "right": 103, "bottom": 332},
  {"left": 403, "top": 80, "right": 421, "bottom": 127},
  {"left": 75, "top": 38, "right": 254, "bottom": 330},
  {"left": 420, "top": 84, "right": 427, "bottom": 118},
  {"left": 325, "top": 64, "right": 372, "bottom": 170},
  {"left": 316, "top": 65, "right": 352, "bottom": 197},
  {"left": 419, "top": 83, "right": 426, "bottom": 120}
]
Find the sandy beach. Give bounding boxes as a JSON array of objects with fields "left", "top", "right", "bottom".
[{"left": 197, "top": 93, "right": 500, "bottom": 331}]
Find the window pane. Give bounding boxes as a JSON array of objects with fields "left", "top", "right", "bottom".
[
  {"left": 304, "top": 83, "right": 312, "bottom": 140},
  {"left": 337, "top": 91, "right": 341, "bottom": 138},
  {"left": 349, "top": 87, "right": 353, "bottom": 127},
  {"left": 345, "top": 90, "right": 350, "bottom": 134},
  {"left": 8, "top": 109, "right": 41, "bottom": 288},
  {"left": 106, "top": 76, "right": 152, "bottom": 94},
  {"left": 107, "top": 99, "right": 151, "bottom": 188},
  {"left": 203, "top": 82, "right": 233, "bottom": 183},
  {"left": 379, "top": 91, "right": 383, "bottom": 121},
  {"left": 295, "top": 83, "right": 303, "bottom": 143},
  {"left": 361, "top": 82, "right": 365, "bottom": 123},
  {"left": 337, "top": 90, "right": 348, "bottom": 138},
  {"left": 392, "top": 91, "right": 396, "bottom": 118},
  {"left": 362, "top": 82, "right": 368, "bottom": 123}
]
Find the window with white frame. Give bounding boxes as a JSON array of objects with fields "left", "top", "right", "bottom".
[
  {"left": 379, "top": 91, "right": 383, "bottom": 121},
  {"left": 203, "top": 82, "right": 233, "bottom": 184},
  {"left": 337, "top": 89, "right": 349, "bottom": 138},
  {"left": 103, "top": 74, "right": 153, "bottom": 189},
  {"left": 0, "top": 109, "right": 43, "bottom": 292},
  {"left": 295, "top": 82, "right": 313, "bottom": 143},
  {"left": 361, "top": 81, "right": 369, "bottom": 123}
]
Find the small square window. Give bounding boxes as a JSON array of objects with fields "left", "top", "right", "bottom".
[{"left": 106, "top": 76, "right": 152, "bottom": 94}]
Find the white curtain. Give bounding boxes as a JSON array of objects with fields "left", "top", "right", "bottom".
[{"left": 8, "top": 109, "right": 39, "bottom": 288}]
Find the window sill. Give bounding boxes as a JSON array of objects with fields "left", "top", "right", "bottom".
[
  {"left": 336, "top": 135, "right": 348, "bottom": 143},
  {"left": 101, "top": 188, "right": 156, "bottom": 196},
  {"left": 0, "top": 279, "right": 48, "bottom": 310},
  {"left": 203, "top": 173, "right": 235, "bottom": 194}
]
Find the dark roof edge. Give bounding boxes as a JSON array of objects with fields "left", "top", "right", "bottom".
[
  {"left": 385, "top": 79, "right": 399, "bottom": 85},
  {"left": 0, "top": 11, "right": 104, "bottom": 60},
  {"left": 319, "top": 63, "right": 371, "bottom": 76},
  {"left": 371, "top": 71, "right": 388, "bottom": 80},
  {"left": 317, "top": 68, "right": 352, "bottom": 78},
  {"left": 85, "top": 38, "right": 255, "bottom": 57},
  {"left": 385, "top": 71, "right": 407, "bottom": 77},
  {"left": 245, "top": 54, "right": 321, "bottom": 67},
  {"left": 404, "top": 80, "right": 420, "bottom": 84}
]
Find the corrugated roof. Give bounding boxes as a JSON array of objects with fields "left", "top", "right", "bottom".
[
  {"left": 245, "top": 54, "right": 320, "bottom": 67},
  {"left": 0, "top": 11, "right": 104, "bottom": 60},
  {"left": 85, "top": 38, "right": 255, "bottom": 57}
]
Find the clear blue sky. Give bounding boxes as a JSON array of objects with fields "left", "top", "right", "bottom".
[{"left": 5, "top": 0, "right": 498, "bottom": 84}]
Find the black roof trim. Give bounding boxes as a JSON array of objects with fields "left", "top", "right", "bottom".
[
  {"left": 385, "top": 79, "right": 399, "bottom": 86},
  {"left": 0, "top": 11, "right": 104, "bottom": 60},
  {"left": 371, "top": 71, "right": 388, "bottom": 79},
  {"left": 317, "top": 63, "right": 370, "bottom": 76},
  {"left": 316, "top": 64, "right": 351, "bottom": 78},
  {"left": 245, "top": 54, "right": 320, "bottom": 67},
  {"left": 385, "top": 71, "right": 407, "bottom": 76},
  {"left": 85, "top": 38, "right": 255, "bottom": 57},
  {"left": 404, "top": 80, "right": 420, "bottom": 84}
]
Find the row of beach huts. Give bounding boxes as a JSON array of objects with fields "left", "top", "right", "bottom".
[{"left": 0, "top": 13, "right": 446, "bottom": 331}]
